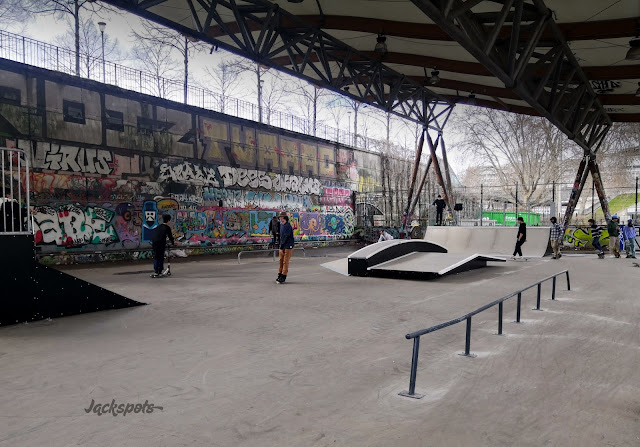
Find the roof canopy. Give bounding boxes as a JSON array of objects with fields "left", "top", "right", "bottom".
[{"left": 104, "top": 0, "right": 640, "bottom": 152}]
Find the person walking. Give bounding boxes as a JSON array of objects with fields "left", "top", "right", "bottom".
[
  {"left": 512, "top": 216, "right": 526, "bottom": 259},
  {"left": 607, "top": 215, "right": 621, "bottom": 258},
  {"left": 549, "top": 216, "right": 564, "bottom": 259},
  {"left": 432, "top": 195, "right": 446, "bottom": 226},
  {"left": 150, "top": 214, "right": 174, "bottom": 278},
  {"left": 276, "top": 211, "right": 294, "bottom": 284},
  {"left": 623, "top": 219, "right": 637, "bottom": 259},
  {"left": 268, "top": 215, "right": 280, "bottom": 249},
  {"left": 587, "top": 218, "right": 604, "bottom": 258}
]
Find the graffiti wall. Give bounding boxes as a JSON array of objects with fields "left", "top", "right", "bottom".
[{"left": 0, "top": 61, "right": 379, "bottom": 257}]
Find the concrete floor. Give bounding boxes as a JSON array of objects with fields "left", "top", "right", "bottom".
[{"left": 1, "top": 248, "right": 640, "bottom": 446}]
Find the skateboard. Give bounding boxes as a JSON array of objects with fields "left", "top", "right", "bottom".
[
  {"left": 597, "top": 252, "right": 605, "bottom": 259},
  {"left": 511, "top": 256, "right": 529, "bottom": 261}
]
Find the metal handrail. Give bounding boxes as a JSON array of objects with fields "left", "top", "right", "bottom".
[
  {"left": 237, "top": 247, "right": 306, "bottom": 264},
  {"left": 0, "top": 29, "right": 395, "bottom": 151},
  {"left": 400, "top": 270, "right": 571, "bottom": 399}
]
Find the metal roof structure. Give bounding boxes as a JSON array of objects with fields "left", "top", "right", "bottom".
[{"left": 102, "top": 0, "right": 640, "bottom": 226}]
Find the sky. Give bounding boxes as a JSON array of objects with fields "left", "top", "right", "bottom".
[{"left": 6, "top": 3, "right": 470, "bottom": 175}]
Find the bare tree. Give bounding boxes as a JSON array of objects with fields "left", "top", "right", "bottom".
[
  {"left": 203, "top": 57, "right": 245, "bottom": 114},
  {"left": 283, "top": 80, "right": 330, "bottom": 135},
  {"left": 453, "top": 107, "right": 570, "bottom": 207},
  {"left": 0, "top": 0, "right": 33, "bottom": 32},
  {"left": 22, "top": 0, "right": 118, "bottom": 76},
  {"left": 131, "top": 20, "right": 209, "bottom": 103},
  {"left": 55, "top": 18, "right": 122, "bottom": 79},
  {"left": 131, "top": 38, "right": 180, "bottom": 98}
]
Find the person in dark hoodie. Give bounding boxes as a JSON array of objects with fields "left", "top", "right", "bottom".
[
  {"left": 0, "top": 190, "right": 22, "bottom": 233},
  {"left": 276, "top": 211, "right": 294, "bottom": 284},
  {"left": 151, "top": 214, "right": 174, "bottom": 278},
  {"left": 512, "top": 216, "right": 526, "bottom": 259}
]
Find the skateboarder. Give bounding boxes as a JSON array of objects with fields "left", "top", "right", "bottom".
[
  {"left": 276, "top": 211, "right": 294, "bottom": 284},
  {"left": 549, "top": 216, "right": 564, "bottom": 259},
  {"left": 432, "top": 195, "right": 446, "bottom": 226},
  {"left": 587, "top": 218, "right": 604, "bottom": 258},
  {"left": 151, "top": 214, "right": 174, "bottom": 278},
  {"left": 268, "top": 215, "right": 280, "bottom": 249},
  {"left": 623, "top": 219, "right": 636, "bottom": 259},
  {"left": 512, "top": 216, "right": 526, "bottom": 259},
  {"left": 607, "top": 215, "right": 621, "bottom": 258},
  {"left": 378, "top": 230, "right": 394, "bottom": 242}
]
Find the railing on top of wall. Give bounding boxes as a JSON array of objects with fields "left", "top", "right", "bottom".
[
  {"left": 399, "top": 270, "right": 571, "bottom": 399},
  {"left": 0, "top": 30, "right": 385, "bottom": 151},
  {"left": 0, "top": 147, "right": 31, "bottom": 235}
]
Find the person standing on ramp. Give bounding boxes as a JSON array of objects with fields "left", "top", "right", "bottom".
[
  {"left": 268, "top": 215, "right": 280, "bottom": 249},
  {"left": 549, "top": 216, "right": 564, "bottom": 259},
  {"left": 432, "top": 195, "right": 446, "bottom": 226},
  {"left": 151, "top": 214, "right": 174, "bottom": 278},
  {"left": 276, "top": 212, "right": 294, "bottom": 284},
  {"left": 512, "top": 216, "right": 526, "bottom": 259}
]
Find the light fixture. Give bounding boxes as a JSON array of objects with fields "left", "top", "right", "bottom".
[
  {"left": 429, "top": 69, "right": 440, "bottom": 86},
  {"left": 374, "top": 34, "right": 387, "bottom": 54},
  {"left": 98, "top": 21, "right": 106, "bottom": 33},
  {"left": 635, "top": 82, "right": 640, "bottom": 97},
  {"left": 467, "top": 93, "right": 476, "bottom": 105},
  {"left": 626, "top": 38, "right": 640, "bottom": 61}
]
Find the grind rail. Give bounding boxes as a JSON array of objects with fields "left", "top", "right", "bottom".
[{"left": 399, "top": 270, "right": 570, "bottom": 399}]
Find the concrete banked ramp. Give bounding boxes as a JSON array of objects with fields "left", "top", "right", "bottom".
[
  {"left": 342, "top": 239, "right": 505, "bottom": 279},
  {"left": 423, "top": 226, "right": 552, "bottom": 258}
]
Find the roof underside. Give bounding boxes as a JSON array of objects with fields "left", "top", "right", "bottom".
[{"left": 104, "top": 0, "right": 640, "bottom": 147}]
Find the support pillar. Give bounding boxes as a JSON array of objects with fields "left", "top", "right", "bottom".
[
  {"left": 426, "top": 131, "right": 453, "bottom": 213},
  {"left": 562, "top": 154, "right": 590, "bottom": 228},
  {"left": 588, "top": 158, "right": 610, "bottom": 222},
  {"left": 401, "top": 129, "right": 426, "bottom": 236}
]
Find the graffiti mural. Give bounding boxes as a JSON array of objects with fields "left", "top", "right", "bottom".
[{"left": 33, "top": 204, "right": 119, "bottom": 246}]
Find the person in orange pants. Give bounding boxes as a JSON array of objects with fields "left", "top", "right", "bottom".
[{"left": 276, "top": 211, "right": 294, "bottom": 284}]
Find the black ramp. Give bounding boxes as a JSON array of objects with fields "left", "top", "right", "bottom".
[
  {"left": 347, "top": 240, "right": 447, "bottom": 276},
  {"left": 1, "top": 234, "right": 145, "bottom": 326}
]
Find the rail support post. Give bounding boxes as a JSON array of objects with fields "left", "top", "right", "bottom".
[
  {"left": 496, "top": 301, "right": 504, "bottom": 335},
  {"left": 533, "top": 282, "right": 543, "bottom": 311},
  {"left": 552, "top": 276, "right": 557, "bottom": 300},
  {"left": 565, "top": 271, "right": 571, "bottom": 291},
  {"left": 515, "top": 292, "right": 522, "bottom": 322},
  {"left": 459, "top": 317, "right": 476, "bottom": 357},
  {"left": 399, "top": 336, "right": 425, "bottom": 399}
]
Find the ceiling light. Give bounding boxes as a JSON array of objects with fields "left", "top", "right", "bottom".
[
  {"left": 374, "top": 34, "right": 387, "bottom": 54},
  {"left": 429, "top": 69, "right": 440, "bottom": 86},
  {"left": 626, "top": 38, "right": 640, "bottom": 61}
]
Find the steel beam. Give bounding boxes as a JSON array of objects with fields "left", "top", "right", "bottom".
[
  {"left": 409, "top": 0, "right": 612, "bottom": 154},
  {"left": 101, "top": 0, "right": 451, "bottom": 127}
]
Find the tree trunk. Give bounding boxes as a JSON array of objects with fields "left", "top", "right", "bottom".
[{"left": 74, "top": 0, "right": 80, "bottom": 76}]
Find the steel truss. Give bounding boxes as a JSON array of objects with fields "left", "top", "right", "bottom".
[
  {"left": 102, "top": 0, "right": 453, "bottom": 130},
  {"left": 410, "top": 0, "right": 613, "bottom": 225}
]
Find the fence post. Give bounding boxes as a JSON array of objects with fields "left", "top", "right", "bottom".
[
  {"left": 22, "top": 36, "right": 25, "bottom": 64},
  {"left": 398, "top": 336, "right": 424, "bottom": 399},
  {"left": 516, "top": 292, "right": 521, "bottom": 322},
  {"left": 552, "top": 276, "right": 556, "bottom": 300},
  {"left": 56, "top": 47, "right": 59, "bottom": 71},
  {"left": 565, "top": 271, "right": 570, "bottom": 291},
  {"left": 498, "top": 301, "right": 503, "bottom": 335}
]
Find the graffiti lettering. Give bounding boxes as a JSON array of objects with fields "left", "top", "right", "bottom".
[
  {"left": 33, "top": 204, "right": 118, "bottom": 246},
  {"left": 158, "top": 161, "right": 221, "bottom": 186},
  {"left": 40, "top": 144, "right": 113, "bottom": 175},
  {"left": 217, "top": 166, "right": 322, "bottom": 195}
]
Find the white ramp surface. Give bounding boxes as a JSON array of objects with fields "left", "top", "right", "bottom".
[
  {"left": 371, "top": 252, "right": 505, "bottom": 276},
  {"left": 424, "top": 226, "right": 551, "bottom": 258}
]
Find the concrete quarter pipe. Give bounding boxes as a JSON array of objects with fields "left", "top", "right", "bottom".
[{"left": 424, "top": 226, "right": 552, "bottom": 258}]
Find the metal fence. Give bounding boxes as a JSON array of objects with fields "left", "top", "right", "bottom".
[
  {"left": 0, "top": 29, "right": 378, "bottom": 149},
  {"left": 399, "top": 270, "right": 571, "bottom": 399},
  {"left": 0, "top": 147, "right": 31, "bottom": 234}
]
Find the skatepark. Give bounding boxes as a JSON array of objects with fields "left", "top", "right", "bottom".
[{"left": 2, "top": 244, "right": 640, "bottom": 446}]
